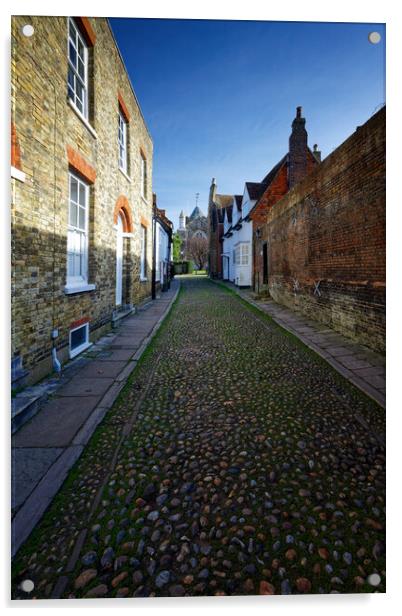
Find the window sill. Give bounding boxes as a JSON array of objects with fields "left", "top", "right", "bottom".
[
  {"left": 64, "top": 283, "right": 96, "bottom": 295},
  {"left": 67, "top": 99, "right": 98, "bottom": 139},
  {"left": 140, "top": 277, "right": 148, "bottom": 282},
  {"left": 70, "top": 341, "right": 93, "bottom": 359},
  {"left": 119, "top": 167, "right": 132, "bottom": 183},
  {"left": 11, "top": 166, "right": 26, "bottom": 182}
]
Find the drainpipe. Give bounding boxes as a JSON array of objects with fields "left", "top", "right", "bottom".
[{"left": 51, "top": 329, "right": 61, "bottom": 373}]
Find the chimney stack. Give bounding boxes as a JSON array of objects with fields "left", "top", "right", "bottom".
[
  {"left": 288, "top": 106, "right": 308, "bottom": 188},
  {"left": 209, "top": 177, "right": 217, "bottom": 206},
  {"left": 313, "top": 144, "right": 321, "bottom": 163}
]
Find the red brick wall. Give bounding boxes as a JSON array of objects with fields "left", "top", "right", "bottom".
[{"left": 265, "top": 107, "right": 385, "bottom": 353}]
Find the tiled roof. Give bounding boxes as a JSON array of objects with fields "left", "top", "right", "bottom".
[
  {"left": 245, "top": 182, "right": 268, "bottom": 201},
  {"left": 261, "top": 154, "right": 287, "bottom": 185},
  {"left": 214, "top": 194, "right": 234, "bottom": 208},
  {"left": 234, "top": 195, "right": 243, "bottom": 211}
]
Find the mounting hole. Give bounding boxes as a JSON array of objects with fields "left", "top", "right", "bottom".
[
  {"left": 367, "top": 573, "right": 381, "bottom": 586},
  {"left": 368, "top": 31, "right": 381, "bottom": 44},
  {"left": 20, "top": 579, "right": 35, "bottom": 593},
  {"left": 22, "top": 24, "right": 34, "bottom": 37}
]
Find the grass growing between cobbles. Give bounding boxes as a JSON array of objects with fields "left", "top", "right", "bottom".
[{"left": 12, "top": 277, "right": 385, "bottom": 599}]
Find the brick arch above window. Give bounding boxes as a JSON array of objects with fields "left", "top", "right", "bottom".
[
  {"left": 11, "top": 122, "right": 22, "bottom": 170},
  {"left": 73, "top": 17, "right": 96, "bottom": 46},
  {"left": 114, "top": 195, "right": 133, "bottom": 233}
]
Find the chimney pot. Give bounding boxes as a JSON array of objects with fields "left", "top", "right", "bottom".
[{"left": 296, "top": 106, "right": 302, "bottom": 118}]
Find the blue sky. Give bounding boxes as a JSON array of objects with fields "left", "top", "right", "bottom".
[{"left": 110, "top": 19, "right": 385, "bottom": 229}]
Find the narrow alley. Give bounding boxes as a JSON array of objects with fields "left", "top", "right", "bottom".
[{"left": 12, "top": 276, "right": 385, "bottom": 598}]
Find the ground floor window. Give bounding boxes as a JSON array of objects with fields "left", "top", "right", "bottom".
[
  {"left": 69, "top": 322, "right": 90, "bottom": 358},
  {"left": 67, "top": 171, "right": 89, "bottom": 286},
  {"left": 235, "top": 243, "right": 250, "bottom": 266},
  {"left": 241, "top": 243, "right": 250, "bottom": 265}
]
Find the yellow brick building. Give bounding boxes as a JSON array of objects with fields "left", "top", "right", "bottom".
[{"left": 11, "top": 16, "right": 154, "bottom": 386}]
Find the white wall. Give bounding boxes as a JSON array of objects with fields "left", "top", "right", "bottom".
[
  {"left": 156, "top": 222, "right": 170, "bottom": 283},
  {"left": 231, "top": 187, "right": 255, "bottom": 287}
]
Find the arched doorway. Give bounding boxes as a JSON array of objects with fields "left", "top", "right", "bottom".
[{"left": 113, "top": 195, "right": 134, "bottom": 309}]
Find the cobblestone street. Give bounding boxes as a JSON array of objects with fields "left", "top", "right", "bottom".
[{"left": 12, "top": 276, "right": 385, "bottom": 598}]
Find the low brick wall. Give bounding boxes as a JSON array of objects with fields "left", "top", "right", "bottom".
[{"left": 265, "top": 107, "right": 385, "bottom": 353}]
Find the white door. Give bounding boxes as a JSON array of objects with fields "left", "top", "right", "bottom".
[{"left": 116, "top": 214, "right": 123, "bottom": 306}]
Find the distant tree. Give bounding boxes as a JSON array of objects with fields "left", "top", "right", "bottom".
[
  {"left": 187, "top": 236, "right": 208, "bottom": 271},
  {"left": 172, "top": 231, "right": 182, "bottom": 261}
]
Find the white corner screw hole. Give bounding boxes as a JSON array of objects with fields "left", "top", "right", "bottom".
[
  {"left": 22, "top": 24, "right": 34, "bottom": 37},
  {"left": 20, "top": 579, "right": 35, "bottom": 593},
  {"left": 368, "top": 32, "right": 381, "bottom": 44}
]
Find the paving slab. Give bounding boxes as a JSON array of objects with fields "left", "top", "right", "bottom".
[
  {"left": 12, "top": 447, "right": 63, "bottom": 510},
  {"left": 96, "top": 348, "right": 136, "bottom": 361},
  {"left": 57, "top": 376, "right": 114, "bottom": 397},
  {"left": 77, "top": 360, "right": 127, "bottom": 379},
  {"left": 337, "top": 355, "right": 373, "bottom": 370},
  {"left": 12, "top": 396, "right": 100, "bottom": 447}
]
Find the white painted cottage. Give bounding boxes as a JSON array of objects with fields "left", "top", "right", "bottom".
[{"left": 221, "top": 183, "right": 266, "bottom": 287}]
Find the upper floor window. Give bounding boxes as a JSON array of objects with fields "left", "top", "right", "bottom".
[
  {"left": 67, "top": 171, "right": 89, "bottom": 284},
  {"left": 68, "top": 18, "right": 88, "bottom": 118},
  {"left": 118, "top": 111, "right": 128, "bottom": 173},
  {"left": 141, "top": 152, "right": 147, "bottom": 199}
]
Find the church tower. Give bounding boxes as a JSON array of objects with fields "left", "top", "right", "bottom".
[{"left": 179, "top": 209, "right": 186, "bottom": 230}]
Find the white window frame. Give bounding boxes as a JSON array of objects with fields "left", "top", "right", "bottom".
[
  {"left": 69, "top": 322, "right": 92, "bottom": 359},
  {"left": 140, "top": 153, "right": 147, "bottom": 199},
  {"left": 67, "top": 17, "right": 89, "bottom": 119},
  {"left": 140, "top": 225, "right": 147, "bottom": 280},
  {"left": 241, "top": 243, "right": 250, "bottom": 265},
  {"left": 118, "top": 110, "right": 128, "bottom": 173},
  {"left": 67, "top": 171, "right": 90, "bottom": 288}
]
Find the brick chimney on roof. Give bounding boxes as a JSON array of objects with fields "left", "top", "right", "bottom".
[
  {"left": 209, "top": 177, "right": 217, "bottom": 206},
  {"left": 288, "top": 106, "right": 308, "bottom": 188}
]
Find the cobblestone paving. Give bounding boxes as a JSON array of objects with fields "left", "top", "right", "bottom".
[{"left": 12, "top": 277, "right": 385, "bottom": 599}]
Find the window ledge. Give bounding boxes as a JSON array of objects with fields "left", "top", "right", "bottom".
[
  {"left": 64, "top": 283, "right": 96, "bottom": 295},
  {"left": 67, "top": 99, "right": 98, "bottom": 139},
  {"left": 119, "top": 167, "right": 132, "bottom": 183},
  {"left": 11, "top": 166, "right": 26, "bottom": 182},
  {"left": 140, "top": 277, "right": 148, "bottom": 282},
  {"left": 70, "top": 341, "right": 93, "bottom": 359}
]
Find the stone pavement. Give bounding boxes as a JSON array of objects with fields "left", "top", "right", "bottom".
[
  {"left": 12, "top": 276, "right": 385, "bottom": 598},
  {"left": 216, "top": 281, "right": 385, "bottom": 409},
  {"left": 11, "top": 280, "right": 180, "bottom": 558}
]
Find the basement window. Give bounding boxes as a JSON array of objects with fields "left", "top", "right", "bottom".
[{"left": 69, "top": 322, "right": 91, "bottom": 358}]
